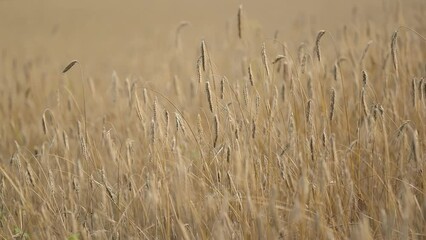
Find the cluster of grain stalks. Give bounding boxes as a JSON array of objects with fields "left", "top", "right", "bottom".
[{"left": 0, "top": 3, "right": 425, "bottom": 239}]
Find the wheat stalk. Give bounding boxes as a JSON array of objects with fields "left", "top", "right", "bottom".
[
  {"left": 272, "top": 55, "right": 285, "bottom": 64},
  {"left": 262, "top": 43, "right": 271, "bottom": 81},
  {"left": 391, "top": 31, "right": 399, "bottom": 78},
  {"left": 252, "top": 119, "right": 256, "bottom": 139},
  {"left": 197, "top": 114, "right": 204, "bottom": 143},
  {"left": 220, "top": 77, "right": 225, "bottom": 100},
  {"left": 420, "top": 78, "right": 425, "bottom": 105},
  {"left": 135, "top": 90, "right": 144, "bottom": 122},
  {"left": 243, "top": 83, "right": 249, "bottom": 106},
  {"left": 329, "top": 88, "right": 336, "bottom": 122},
  {"left": 42, "top": 113, "right": 47, "bottom": 135},
  {"left": 77, "top": 120, "right": 88, "bottom": 160},
  {"left": 153, "top": 97, "right": 158, "bottom": 123},
  {"left": 151, "top": 118, "right": 156, "bottom": 144},
  {"left": 62, "top": 130, "right": 69, "bottom": 151},
  {"left": 226, "top": 146, "right": 231, "bottom": 163},
  {"left": 411, "top": 78, "right": 417, "bottom": 108},
  {"left": 248, "top": 64, "right": 254, "bottom": 86},
  {"left": 314, "top": 30, "right": 326, "bottom": 62},
  {"left": 63, "top": 60, "right": 88, "bottom": 153},
  {"left": 306, "top": 99, "right": 313, "bottom": 132},
  {"left": 237, "top": 5, "right": 243, "bottom": 39},
  {"left": 48, "top": 168, "right": 55, "bottom": 195},
  {"left": 175, "top": 21, "right": 190, "bottom": 49},
  {"left": 321, "top": 129, "right": 327, "bottom": 148},
  {"left": 206, "top": 81, "right": 214, "bottom": 113},
  {"left": 333, "top": 63, "right": 339, "bottom": 81},
  {"left": 359, "top": 40, "right": 373, "bottom": 67},
  {"left": 165, "top": 110, "right": 170, "bottom": 138},
  {"left": 361, "top": 88, "right": 369, "bottom": 117},
  {"left": 362, "top": 70, "right": 368, "bottom": 88},
  {"left": 62, "top": 60, "right": 78, "bottom": 73},
  {"left": 213, "top": 115, "right": 219, "bottom": 148},
  {"left": 309, "top": 136, "right": 315, "bottom": 162},
  {"left": 197, "top": 58, "right": 203, "bottom": 83},
  {"left": 201, "top": 40, "right": 207, "bottom": 72},
  {"left": 143, "top": 88, "right": 148, "bottom": 104}
]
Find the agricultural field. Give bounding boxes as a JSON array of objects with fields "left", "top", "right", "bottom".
[{"left": 0, "top": 0, "right": 425, "bottom": 239}]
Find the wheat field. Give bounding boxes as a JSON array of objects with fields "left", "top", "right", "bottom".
[{"left": 0, "top": 0, "right": 425, "bottom": 239}]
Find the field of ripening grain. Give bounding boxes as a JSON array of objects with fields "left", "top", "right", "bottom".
[{"left": 0, "top": 0, "right": 425, "bottom": 239}]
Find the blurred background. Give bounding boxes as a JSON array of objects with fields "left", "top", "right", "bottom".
[{"left": 0, "top": 0, "right": 421, "bottom": 75}]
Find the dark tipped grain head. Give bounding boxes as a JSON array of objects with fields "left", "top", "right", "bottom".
[
  {"left": 201, "top": 40, "right": 207, "bottom": 72},
  {"left": 362, "top": 70, "right": 368, "bottom": 87},
  {"left": 238, "top": 5, "right": 243, "bottom": 39},
  {"left": 272, "top": 55, "right": 285, "bottom": 64},
  {"left": 213, "top": 114, "right": 219, "bottom": 148},
  {"left": 391, "top": 31, "right": 399, "bottom": 77},
  {"left": 62, "top": 60, "right": 78, "bottom": 73},
  {"left": 315, "top": 30, "right": 326, "bottom": 62}
]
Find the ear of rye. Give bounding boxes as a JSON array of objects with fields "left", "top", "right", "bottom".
[{"left": 62, "top": 60, "right": 78, "bottom": 73}]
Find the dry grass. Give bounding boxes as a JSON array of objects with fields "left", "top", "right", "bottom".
[{"left": 0, "top": 2, "right": 425, "bottom": 239}]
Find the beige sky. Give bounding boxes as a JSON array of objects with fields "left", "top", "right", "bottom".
[{"left": 0, "top": 0, "right": 419, "bottom": 74}]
